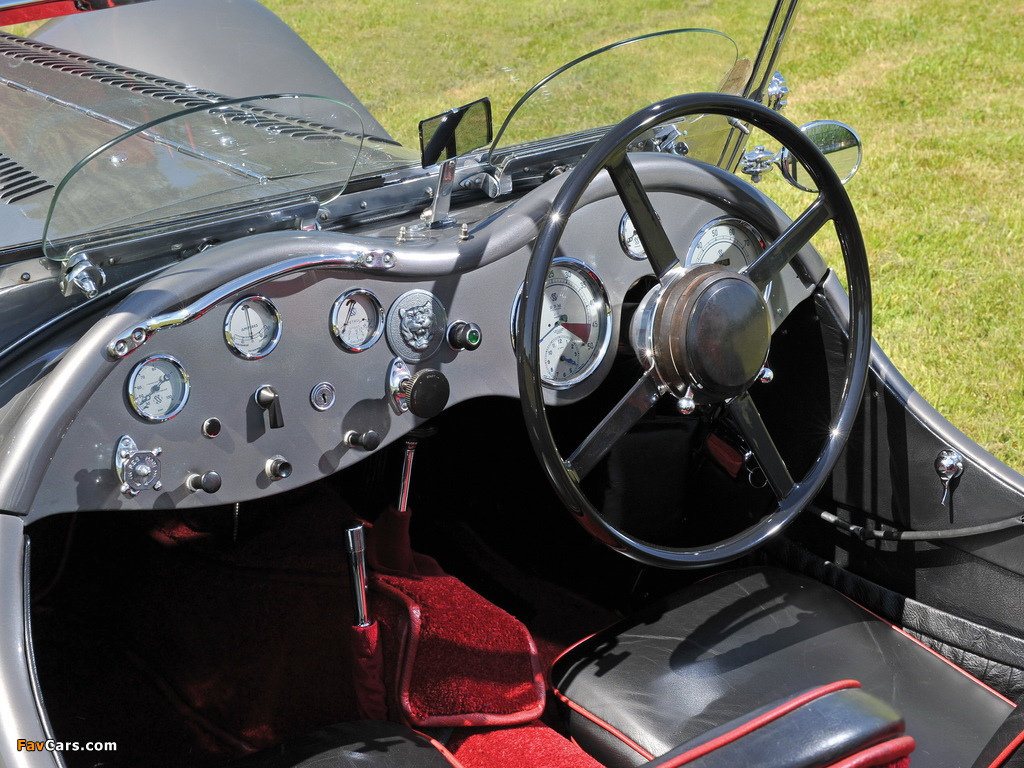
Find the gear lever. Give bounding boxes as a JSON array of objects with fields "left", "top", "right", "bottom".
[
  {"left": 344, "top": 521, "right": 370, "bottom": 627},
  {"left": 396, "top": 427, "right": 437, "bottom": 513}
]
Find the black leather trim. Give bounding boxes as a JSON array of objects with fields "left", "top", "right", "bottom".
[
  {"left": 772, "top": 536, "right": 1024, "bottom": 701},
  {"left": 226, "top": 721, "right": 458, "bottom": 768},
  {"left": 643, "top": 685, "right": 905, "bottom": 768},
  {"left": 553, "top": 567, "right": 1012, "bottom": 768}
]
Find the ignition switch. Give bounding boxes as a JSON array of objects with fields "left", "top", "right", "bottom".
[{"left": 115, "top": 435, "right": 163, "bottom": 497}]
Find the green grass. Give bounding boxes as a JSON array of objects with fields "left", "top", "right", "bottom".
[{"left": 8, "top": 1, "right": 1024, "bottom": 469}]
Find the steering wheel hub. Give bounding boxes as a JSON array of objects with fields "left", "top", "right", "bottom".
[{"left": 640, "top": 265, "right": 771, "bottom": 402}]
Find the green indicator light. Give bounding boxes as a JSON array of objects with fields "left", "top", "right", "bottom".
[{"left": 467, "top": 329, "right": 481, "bottom": 345}]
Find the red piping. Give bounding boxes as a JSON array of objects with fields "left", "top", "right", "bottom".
[{"left": 827, "top": 735, "right": 916, "bottom": 768}]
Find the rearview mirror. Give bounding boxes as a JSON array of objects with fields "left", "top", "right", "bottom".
[
  {"left": 418, "top": 97, "right": 493, "bottom": 168},
  {"left": 779, "top": 120, "right": 862, "bottom": 192}
]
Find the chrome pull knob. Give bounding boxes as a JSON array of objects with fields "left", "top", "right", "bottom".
[
  {"left": 187, "top": 471, "right": 222, "bottom": 494},
  {"left": 345, "top": 429, "right": 381, "bottom": 452}
]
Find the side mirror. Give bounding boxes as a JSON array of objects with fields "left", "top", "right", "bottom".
[
  {"left": 779, "top": 120, "right": 862, "bottom": 192},
  {"left": 418, "top": 97, "right": 493, "bottom": 168}
]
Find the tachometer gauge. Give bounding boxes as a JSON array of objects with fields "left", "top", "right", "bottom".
[
  {"left": 686, "top": 218, "right": 768, "bottom": 294},
  {"left": 331, "top": 289, "right": 384, "bottom": 352},
  {"left": 127, "top": 355, "right": 190, "bottom": 422},
  {"left": 515, "top": 259, "right": 612, "bottom": 389},
  {"left": 224, "top": 296, "right": 282, "bottom": 359}
]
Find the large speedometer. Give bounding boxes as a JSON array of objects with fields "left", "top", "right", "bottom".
[{"left": 515, "top": 259, "right": 611, "bottom": 389}]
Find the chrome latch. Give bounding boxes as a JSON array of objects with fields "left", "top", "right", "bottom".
[
  {"left": 935, "top": 449, "right": 964, "bottom": 507},
  {"left": 59, "top": 252, "right": 106, "bottom": 299},
  {"left": 766, "top": 71, "right": 789, "bottom": 113},
  {"left": 740, "top": 146, "right": 778, "bottom": 183}
]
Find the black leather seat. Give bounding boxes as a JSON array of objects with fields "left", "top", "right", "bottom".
[
  {"left": 552, "top": 567, "right": 1015, "bottom": 768},
  {"left": 227, "top": 721, "right": 458, "bottom": 768}
]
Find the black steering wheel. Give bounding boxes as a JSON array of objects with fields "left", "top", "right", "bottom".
[{"left": 517, "top": 93, "right": 871, "bottom": 568}]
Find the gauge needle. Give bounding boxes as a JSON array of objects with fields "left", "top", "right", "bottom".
[
  {"left": 242, "top": 305, "right": 255, "bottom": 338},
  {"left": 148, "top": 373, "right": 169, "bottom": 394},
  {"left": 539, "top": 323, "right": 561, "bottom": 345},
  {"left": 341, "top": 299, "right": 356, "bottom": 332}
]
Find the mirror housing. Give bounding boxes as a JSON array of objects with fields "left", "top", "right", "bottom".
[
  {"left": 779, "top": 120, "right": 862, "bottom": 192},
  {"left": 419, "top": 97, "right": 493, "bottom": 168}
]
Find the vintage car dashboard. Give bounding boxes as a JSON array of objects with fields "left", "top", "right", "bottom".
[{"left": 0, "top": 155, "right": 825, "bottom": 522}]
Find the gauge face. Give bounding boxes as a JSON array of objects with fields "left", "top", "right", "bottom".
[
  {"left": 520, "top": 259, "right": 611, "bottom": 389},
  {"left": 687, "top": 218, "right": 767, "bottom": 277},
  {"left": 224, "top": 296, "right": 282, "bottom": 359},
  {"left": 331, "top": 289, "right": 384, "bottom": 352},
  {"left": 127, "top": 355, "right": 190, "bottom": 422}
]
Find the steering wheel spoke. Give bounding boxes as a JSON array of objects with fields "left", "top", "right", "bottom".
[
  {"left": 606, "top": 153, "right": 679, "bottom": 277},
  {"left": 744, "top": 196, "right": 830, "bottom": 290},
  {"left": 567, "top": 370, "right": 664, "bottom": 480},
  {"left": 727, "top": 392, "right": 795, "bottom": 499}
]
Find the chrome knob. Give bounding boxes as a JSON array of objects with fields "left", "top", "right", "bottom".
[
  {"left": 266, "top": 457, "right": 293, "bottom": 481},
  {"left": 345, "top": 429, "right": 382, "bottom": 452},
  {"left": 400, "top": 369, "right": 450, "bottom": 419},
  {"left": 187, "top": 471, "right": 222, "bottom": 494}
]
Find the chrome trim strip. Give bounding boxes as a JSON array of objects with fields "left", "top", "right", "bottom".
[{"left": 106, "top": 249, "right": 390, "bottom": 358}]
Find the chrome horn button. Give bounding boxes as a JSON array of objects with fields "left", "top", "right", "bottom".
[{"left": 638, "top": 265, "right": 772, "bottom": 402}]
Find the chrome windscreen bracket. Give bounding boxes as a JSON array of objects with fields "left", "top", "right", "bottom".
[{"left": 59, "top": 252, "right": 106, "bottom": 299}]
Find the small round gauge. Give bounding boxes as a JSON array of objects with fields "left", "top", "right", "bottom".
[
  {"left": 224, "top": 296, "right": 282, "bottom": 359},
  {"left": 619, "top": 213, "right": 647, "bottom": 260},
  {"left": 515, "top": 259, "right": 611, "bottom": 389},
  {"left": 687, "top": 218, "right": 767, "bottom": 279},
  {"left": 331, "top": 289, "right": 384, "bottom": 352},
  {"left": 127, "top": 355, "right": 190, "bottom": 422}
]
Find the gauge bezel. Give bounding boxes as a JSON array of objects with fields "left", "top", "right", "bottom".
[
  {"left": 224, "top": 295, "right": 282, "bottom": 360},
  {"left": 618, "top": 212, "right": 648, "bottom": 260},
  {"left": 127, "top": 354, "right": 190, "bottom": 422},
  {"left": 511, "top": 257, "right": 612, "bottom": 390},
  {"left": 331, "top": 288, "right": 385, "bottom": 353}
]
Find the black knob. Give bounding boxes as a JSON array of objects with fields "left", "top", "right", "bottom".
[
  {"left": 448, "top": 321, "right": 483, "bottom": 351},
  {"left": 400, "top": 369, "right": 450, "bottom": 419},
  {"left": 187, "top": 471, "right": 222, "bottom": 494},
  {"left": 255, "top": 385, "right": 285, "bottom": 429},
  {"left": 346, "top": 429, "right": 381, "bottom": 451},
  {"left": 266, "top": 457, "right": 293, "bottom": 481}
]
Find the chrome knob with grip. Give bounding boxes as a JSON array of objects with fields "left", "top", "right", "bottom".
[{"left": 399, "top": 369, "right": 450, "bottom": 419}]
